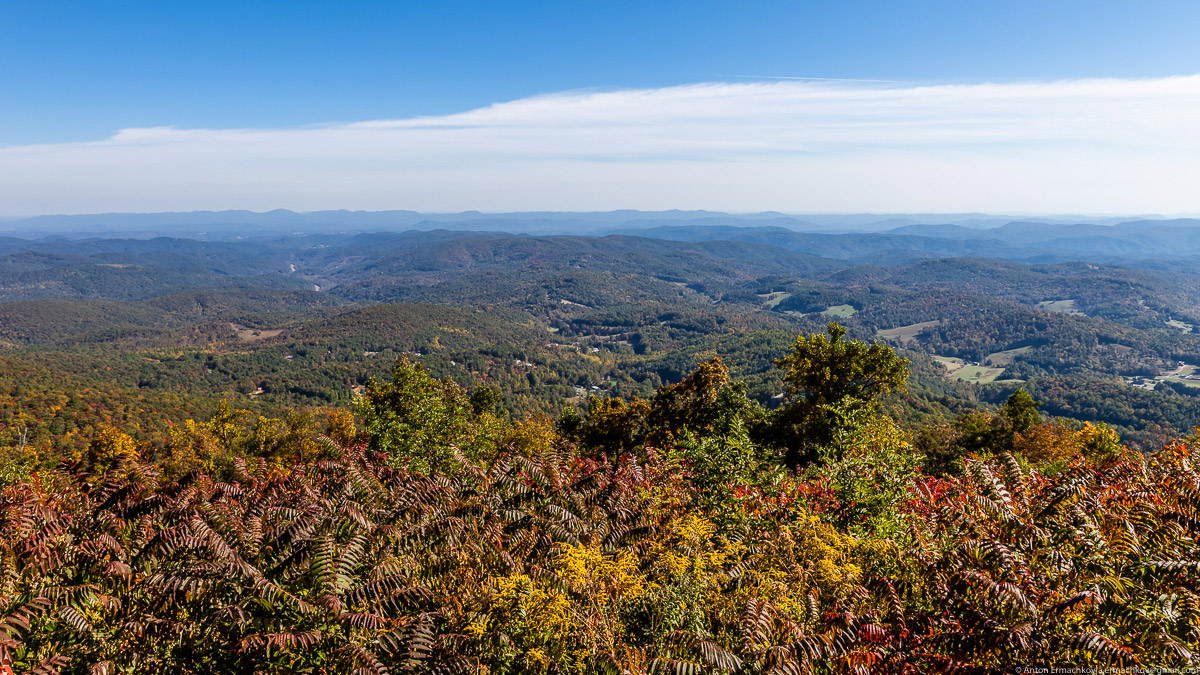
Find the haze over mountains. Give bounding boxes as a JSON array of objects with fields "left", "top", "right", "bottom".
[
  {"left": 5, "top": 206, "right": 1200, "bottom": 440},
  {"left": 4, "top": 209, "right": 1200, "bottom": 267}
]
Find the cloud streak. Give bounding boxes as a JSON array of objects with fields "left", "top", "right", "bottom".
[{"left": 3, "top": 75, "right": 1200, "bottom": 215}]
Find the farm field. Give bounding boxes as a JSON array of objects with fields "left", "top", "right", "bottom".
[
  {"left": 1037, "top": 299, "right": 1085, "bottom": 316},
  {"left": 820, "top": 304, "right": 857, "bottom": 318},
  {"left": 985, "top": 345, "right": 1032, "bottom": 366},
  {"left": 759, "top": 291, "right": 792, "bottom": 308},
  {"left": 932, "top": 355, "right": 1011, "bottom": 384},
  {"left": 229, "top": 323, "right": 286, "bottom": 342},
  {"left": 876, "top": 320, "right": 940, "bottom": 344}
]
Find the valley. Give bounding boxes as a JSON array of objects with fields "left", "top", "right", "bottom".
[{"left": 2, "top": 215, "right": 1200, "bottom": 452}]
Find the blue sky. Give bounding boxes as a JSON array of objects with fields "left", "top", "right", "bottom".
[
  {"left": 6, "top": 0, "right": 1200, "bottom": 146},
  {"left": 3, "top": 1, "right": 1200, "bottom": 214}
]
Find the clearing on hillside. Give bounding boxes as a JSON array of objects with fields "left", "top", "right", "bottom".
[
  {"left": 985, "top": 345, "right": 1032, "bottom": 366},
  {"left": 758, "top": 291, "right": 792, "bottom": 308},
  {"left": 1167, "top": 319, "right": 1195, "bottom": 333},
  {"left": 820, "top": 304, "right": 857, "bottom": 318},
  {"left": 1161, "top": 363, "right": 1200, "bottom": 387},
  {"left": 1127, "top": 364, "right": 1200, "bottom": 390},
  {"left": 229, "top": 323, "right": 285, "bottom": 342},
  {"left": 876, "top": 320, "right": 940, "bottom": 345},
  {"left": 1037, "top": 299, "right": 1084, "bottom": 316},
  {"left": 932, "top": 355, "right": 1010, "bottom": 384}
]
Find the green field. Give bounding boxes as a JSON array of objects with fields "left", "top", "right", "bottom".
[
  {"left": 985, "top": 345, "right": 1032, "bottom": 366},
  {"left": 1037, "top": 299, "right": 1084, "bottom": 316},
  {"left": 932, "top": 355, "right": 1010, "bottom": 384},
  {"left": 1167, "top": 319, "right": 1195, "bottom": 333},
  {"left": 759, "top": 291, "right": 793, "bottom": 308},
  {"left": 820, "top": 304, "right": 857, "bottom": 318},
  {"left": 876, "top": 320, "right": 940, "bottom": 344}
]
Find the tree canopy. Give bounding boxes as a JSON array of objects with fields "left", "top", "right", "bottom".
[{"left": 771, "top": 323, "right": 910, "bottom": 466}]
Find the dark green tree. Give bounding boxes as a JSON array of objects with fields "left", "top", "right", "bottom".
[
  {"left": 356, "top": 357, "right": 497, "bottom": 472},
  {"left": 1003, "top": 388, "right": 1042, "bottom": 436},
  {"left": 769, "top": 323, "right": 910, "bottom": 468},
  {"left": 469, "top": 384, "right": 503, "bottom": 416}
]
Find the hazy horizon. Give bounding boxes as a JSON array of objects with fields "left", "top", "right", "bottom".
[{"left": 4, "top": 207, "right": 1200, "bottom": 221}]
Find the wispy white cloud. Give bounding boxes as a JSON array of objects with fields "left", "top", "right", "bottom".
[
  {"left": 716, "top": 75, "right": 909, "bottom": 83},
  {"left": 3, "top": 75, "right": 1200, "bottom": 215}
]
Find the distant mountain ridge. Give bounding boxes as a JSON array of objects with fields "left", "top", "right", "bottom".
[
  {"left": 608, "top": 219, "right": 1200, "bottom": 263},
  {"left": 0, "top": 208, "right": 1175, "bottom": 239},
  {"left": 5, "top": 211, "right": 1200, "bottom": 272},
  {"left": 2, "top": 209, "right": 802, "bottom": 237}
]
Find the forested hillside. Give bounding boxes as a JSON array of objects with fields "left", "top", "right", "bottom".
[{"left": 4, "top": 227, "right": 1200, "bottom": 451}]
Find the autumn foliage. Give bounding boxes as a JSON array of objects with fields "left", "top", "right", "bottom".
[{"left": 0, "top": 329, "right": 1197, "bottom": 673}]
